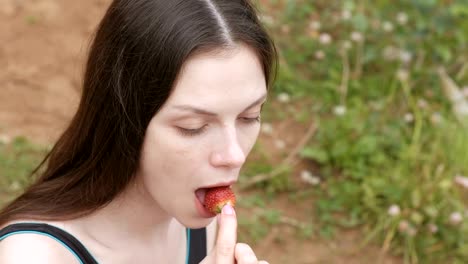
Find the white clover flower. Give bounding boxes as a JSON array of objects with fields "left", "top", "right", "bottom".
[
  {"left": 407, "top": 227, "right": 417, "bottom": 237},
  {"left": 396, "top": 12, "right": 408, "bottom": 25},
  {"left": 444, "top": 84, "right": 465, "bottom": 102},
  {"left": 404, "top": 113, "right": 414, "bottom": 123},
  {"left": 9, "top": 181, "right": 21, "bottom": 191},
  {"left": 431, "top": 112, "right": 443, "bottom": 125},
  {"left": 259, "top": 14, "right": 274, "bottom": 25},
  {"left": 341, "top": 9, "right": 352, "bottom": 20},
  {"left": 319, "top": 33, "right": 332, "bottom": 45},
  {"left": 417, "top": 98, "right": 428, "bottom": 109},
  {"left": 398, "top": 220, "right": 417, "bottom": 236},
  {"left": 342, "top": 40, "right": 352, "bottom": 50},
  {"left": 398, "top": 220, "right": 410, "bottom": 232},
  {"left": 300, "top": 170, "right": 321, "bottom": 185},
  {"left": 261, "top": 123, "right": 273, "bottom": 135},
  {"left": 399, "top": 50, "right": 413, "bottom": 64},
  {"left": 277, "top": 92, "right": 290, "bottom": 103},
  {"left": 382, "top": 46, "right": 399, "bottom": 61},
  {"left": 449, "top": 212, "right": 463, "bottom": 225},
  {"left": 388, "top": 205, "right": 401, "bottom": 216},
  {"left": 427, "top": 223, "right": 438, "bottom": 234},
  {"left": 382, "top": 21, "right": 394, "bottom": 32},
  {"left": 396, "top": 69, "right": 409, "bottom": 82},
  {"left": 333, "top": 105, "right": 346, "bottom": 116},
  {"left": 0, "top": 134, "right": 12, "bottom": 144},
  {"left": 454, "top": 175, "right": 468, "bottom": 189},
  {"left": 274, "top": 139, "right": 286, "bottom": 149},
  {"left": 309, "top": 21, "right": 321, "bottom": 31},
  {"left": 350, "top": 31, "right": 364, "bottom": 42},
  {"left": 455, "top": 103, "right": 468, "bottom": 116},
  {"left": 314, "top": 50, "right": 325, "bottom": 60}
]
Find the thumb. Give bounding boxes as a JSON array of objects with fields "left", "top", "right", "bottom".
[{"left": 200, "top": 204, "right": 237, "bottom": 264}]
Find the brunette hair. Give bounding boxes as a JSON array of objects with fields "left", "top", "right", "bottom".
[{"left": 0, "top": 0, "right": 277, "bottom": 225}]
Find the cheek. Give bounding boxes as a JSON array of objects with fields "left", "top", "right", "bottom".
[
  {"left": 143, "top": 141, "right": 191, "bottom": 176},
  {"left": 240, "top": 124, "right": 261, "bottom": 154},
  {"left": 139, "top": 140, "right": 196, "bottom": 209},
  {"left": 141, "top": 131, "right": 205, "bottom": 184}
]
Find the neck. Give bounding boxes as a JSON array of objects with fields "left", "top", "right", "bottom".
[{"left": 76, "top": 178, "right": 181, "bottom": 249}]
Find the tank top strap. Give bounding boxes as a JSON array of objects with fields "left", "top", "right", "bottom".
[
  {"left": 0, "top": 222, "right": 98, "bottom": 264},
  {"left": 186, "top": 227, "right": 207, "bottom": 264}
]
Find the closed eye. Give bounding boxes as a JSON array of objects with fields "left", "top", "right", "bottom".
[
  {"left": 239, "top": 116, "right": 261, "bottom": 124},
  {"left": 176, "top": 116, "right": 260, "bottom": 137},
  {"left": 176, "top": 125, "right": 208, "bottom": 136}
]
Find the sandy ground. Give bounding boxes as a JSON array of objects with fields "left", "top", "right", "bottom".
[{"left": 0, "top": 0, "right": 108, "bottom": 143}]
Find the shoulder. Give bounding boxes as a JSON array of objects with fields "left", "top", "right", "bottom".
[{"left": 0, "top": 228, "right": 80, "bottom": 264}]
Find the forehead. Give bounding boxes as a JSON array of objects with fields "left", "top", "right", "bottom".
[{"left": 165, "top": 45, "right": 267, "bottom": 108}]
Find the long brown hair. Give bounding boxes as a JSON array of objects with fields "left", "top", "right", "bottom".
[{"left": 0, "top": 0, "right": 277, "bottom": 225}]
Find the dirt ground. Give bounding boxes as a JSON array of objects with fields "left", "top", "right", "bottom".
[
  {"left": 0, "top": 0, "right": 402, "bottom": 263},
  {"left": 0, "top": 0, "right": 109, "bottom": 143}
]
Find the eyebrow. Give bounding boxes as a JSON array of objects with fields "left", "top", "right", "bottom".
[{"left": 172, "top": 93, "right": 267, "bottom": 116}]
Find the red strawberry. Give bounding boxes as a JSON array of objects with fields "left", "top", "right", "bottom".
[{"left": 204, "top": 186, "right": 236, "bottom": 214}]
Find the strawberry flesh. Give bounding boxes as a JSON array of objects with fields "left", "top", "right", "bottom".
[{"left": 204, "top": 186, "right": 236, "bottom": 214}]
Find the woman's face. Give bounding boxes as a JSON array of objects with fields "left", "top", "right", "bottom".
[{"left": 136, "top": 44, "right": 267, "bottom": 228}]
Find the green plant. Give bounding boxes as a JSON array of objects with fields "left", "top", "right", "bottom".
[
  {"left": 250, "top": 0, "right": 468, "bottom": 262},
  {"left": 0, "top": 136, "right": 48, "bottom": 206}
]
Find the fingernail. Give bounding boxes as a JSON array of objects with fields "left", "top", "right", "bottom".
[{"left": 222, "top": 204, "right": 235, "bottom": 215}]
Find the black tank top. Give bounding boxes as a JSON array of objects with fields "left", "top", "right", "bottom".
[{"left": 0, "top": 223, "right": 206, "bottom": 264}]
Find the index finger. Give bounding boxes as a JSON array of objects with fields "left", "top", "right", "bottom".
[{"left": 215, "top": 204, "right": 237, "bottom": 264}]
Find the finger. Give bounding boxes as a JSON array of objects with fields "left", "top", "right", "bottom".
[
  {"left": 215, "top": 204, "right": 237, "bottom": 264},
  {"left": 234, "top": 243, "right": 258, "bottom": 264}
]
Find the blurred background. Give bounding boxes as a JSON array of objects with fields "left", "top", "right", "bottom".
[{"left": 0, "top": 0, "right": 467, "bottom": 263}]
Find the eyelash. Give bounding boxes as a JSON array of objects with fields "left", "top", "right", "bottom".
[
  {"left": 240, "top": 116, "right": 261, "bottom": 124},
  {"left": 177, "top": 126, "right": 208, "bottom": 136},
  {"left": 177, "top": 116, "right": 261, "bottom": 137}
]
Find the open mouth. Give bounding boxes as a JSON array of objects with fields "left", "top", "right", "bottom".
[
  {"left": 195, "top": 188, "right": 207, "bottom": 206},
  {"left": 195, "top": 184, "right": 233, "bottom": 206}
]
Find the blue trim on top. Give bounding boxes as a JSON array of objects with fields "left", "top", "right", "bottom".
[
  {"left": 0, "top": 231, "right": 84, "bottom": 264},
  {"left": 185, "top": 228, "right": 191, "bottom": 264},
  {"left": 2, "top": 223, "right": 193, "bottom": 263}
]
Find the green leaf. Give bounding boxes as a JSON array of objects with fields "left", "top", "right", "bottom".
[
  {"left": 343, "top": 0, "right": 355, "bottom": 11},
  {"left": 300, "top": 147, "right": 329, "bottom": 163},
  {"left": 352, "top": 13, "right": 368, "bottom": 32},
  {"left": 434, "top": 45, "right": 452, "bottom": 63},
  {"left": 457, "top": 243, "right": 468, "bottom": 258},
  {"left": 262, "top": 210, "right": 282, "bottom": 225},
  {"left": 450, "top": 4, "right": 468, "bottom": 17}
]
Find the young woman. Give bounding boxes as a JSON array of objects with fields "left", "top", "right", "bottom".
[{"left": 0, "top": 0, "right": 276, "bottom": 263}]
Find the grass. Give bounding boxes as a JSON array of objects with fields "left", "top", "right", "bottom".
[
  {"left": 239, "top": 0, "right": 468, "bottom": 263},
  {"left": 0, "top": 137, "right": 48, "bottom": 206}
]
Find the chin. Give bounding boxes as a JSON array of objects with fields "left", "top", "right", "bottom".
[{"left": 179, "top": 216, "right": 215, "bottom": 229}]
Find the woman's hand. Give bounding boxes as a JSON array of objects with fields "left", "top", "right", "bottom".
[{"left": 200, "top": 204, "right": 269, "bottom": 264}]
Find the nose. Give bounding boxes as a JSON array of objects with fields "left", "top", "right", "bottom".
[{"left": 210, "top": 128, "right": 246, "bottom": 169}]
